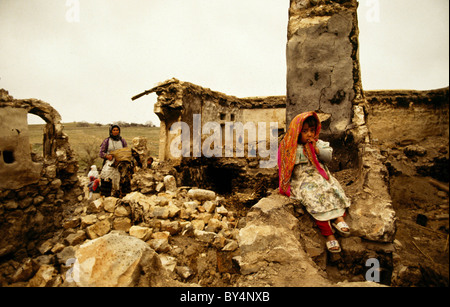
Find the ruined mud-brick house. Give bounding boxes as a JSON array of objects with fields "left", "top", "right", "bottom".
[
  {"left": 133, "top": 78, "right": 289, "bottom": 195},
  {"left": 0, "top": 89, "right": 79, "bottom": 259}
]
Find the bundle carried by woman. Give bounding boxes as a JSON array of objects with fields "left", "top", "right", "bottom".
[{"left": 110, "top": 147, "right": 132, "bottom": 166}]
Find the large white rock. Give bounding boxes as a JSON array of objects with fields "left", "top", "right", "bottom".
[
  {"left": 237, "top": 194, "right": 330, "bottom": 286},
  {"left": 74, "top": 232, "right": 165, "bottom": 287}
]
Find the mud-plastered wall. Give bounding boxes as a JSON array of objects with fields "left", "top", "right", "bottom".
[
  {"left": 286, "top": 0, "right": 363, "bottom": 140},
  {"left": 0, "top": 89, "right": 79, "bottom": 259}
]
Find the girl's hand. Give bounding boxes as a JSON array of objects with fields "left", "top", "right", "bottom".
[
  {"left": 309, "top": 139, "right": 319, "bottom": 155},
  {"left": 107, "top": 154, "right": 113, "bottom": 161}
]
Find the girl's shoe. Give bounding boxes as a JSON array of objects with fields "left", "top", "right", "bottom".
[
  {"left": 332, "top": 221, "right": 351, "bottom": 237},
  {"left": 326, "top": 240, "right": 341, "bottom": 253}
]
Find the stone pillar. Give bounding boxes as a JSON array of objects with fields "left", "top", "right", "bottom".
[{"left": 286, "top": 0, "right": 363, "bottom": 139}]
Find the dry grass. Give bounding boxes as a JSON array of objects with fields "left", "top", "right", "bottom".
[{"left": 28, "top": 123, "right": 160, "bottom": 173}]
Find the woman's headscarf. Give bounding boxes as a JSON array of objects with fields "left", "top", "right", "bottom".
[
  {"left": 277, "top": 111, "right": 327, "bottom": 196},
  {"left": 109, "top": 124, "right": 122, "bottom": 141}
]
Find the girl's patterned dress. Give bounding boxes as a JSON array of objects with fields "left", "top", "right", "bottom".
[{"left": 289, "top": 140, "right": 351, "bottom": 221}]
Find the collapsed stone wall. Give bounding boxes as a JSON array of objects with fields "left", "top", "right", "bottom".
[{"left": 0, "top": 89, "right": 80, "bottom": 260}]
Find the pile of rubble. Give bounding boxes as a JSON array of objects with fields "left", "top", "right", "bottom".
[
  {"left": 0, "top": 170, "right": 245, "bottom": 287},
  {"left": 1, "top": 165, "right": 391, "bottom": 287}
]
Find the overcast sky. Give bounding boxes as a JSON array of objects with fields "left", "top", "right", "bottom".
[{"left": 0, "top": 0, "right": 448, "bottom": 125}]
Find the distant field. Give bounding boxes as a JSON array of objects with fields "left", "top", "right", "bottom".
[{"left": 28, "top": 123, "right": 160, "bottom": 173}]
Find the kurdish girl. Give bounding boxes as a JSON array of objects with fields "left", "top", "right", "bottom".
[{"left": 278, "top": 111, "right": 351, "bottom": 252}]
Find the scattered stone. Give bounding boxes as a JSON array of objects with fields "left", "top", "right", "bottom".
[
  {"left": 191, "top": 219, "right": 205, "bottom": 231},
  {"left": 50, "top": 179, "right": 62, "bottom": 190},
  {"left": 152, "top": 206, "right": 169, "bottom": 219},
  {"left": 103, "top": 197, "right": 118, "bottom": 213},
  {"left": 114, "top": 205, "right": 131, "bottom": 217},
  {"left": 28, "top": 264, "right": 56, "bottom": 287},
  {"left": 187, "top": 189, "right": 216, "bottom": 202},
  {"left": 86, "top": 219, "right": 111, "bottom": 239},
  {"left": 160, "top": 254, "right": 177, "bottom": 272},
  {"left": 181, "top": 222, "right": 194, "bottom": 236},
  {"left": 184, "top": 201, "right": 199, "bottom": 211},
  {"left": 88, "top": 198, "right": 104, "bottom": 212},
  {"left": 63, "top": 217, "right": 80, "bottom": 229},
  {"left": 205, "top": 218, "right": 222, "bottom": 233},
  {"left": 51, "top": 243, "right": 65, "bottom": 254},
  {"left": 11, "top": 258, "right": 39, "bottom": 283},
  {"left": 203, "top": 200, "right": 216, "bottom": 213},
  {"left": 194, "top": 230, "right": 217, "bottom": 244},
  {"left": 175, "top": 266, "right": 194, "bottom": 279},
  {"left": 222, "top": 240, "right": 239, "bottom": 252},
  {"left": 149, "top": 238, "right": 171, "bottom": 253},
  {"left": 64, "top": 230, "right": 86, "bottom": 246},
  {"left": 38, "top": 239, "right": 53, "bottom": 255},
  {"left": 404, "top": 145, "right": 427, "bottom": 157},
  {"left": 155, "top": 182, "right": 165, "bottom": 193},
  {"left": 161, "top": 220, "right": 180, "bottom": 235},
  {"left": 216, "top": 206, "right": 228, "bottom": 216},
  {"left": 129, "top": 225, "right": 152, "bottom": 241},
  {"left": 164, "top": 175, "right": 177, "bottom": 192},
  {"left": 113, "top": 217, "right": 132, "bottom": 232},
  {"left": 4, "top": 200, "right": 18, "bottom": 210},
  {"left": 56, "top": 246, "right": 76, "bottom": 266},
  {"left": 167, "top": 201, "right": 181, "bottom": 218},
  {"left": 80, "top": 214, "right": 97, "bottom": 228}
]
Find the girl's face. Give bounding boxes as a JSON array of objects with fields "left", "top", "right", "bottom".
[
  {"left": 299, "top": 122, "right": 316, "bottom": 144},
  {"left": 111, "top": 127, "right": 120, "bottom": 136}
]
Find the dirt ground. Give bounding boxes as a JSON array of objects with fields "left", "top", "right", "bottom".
[
  {"left": 389, "top": 175, "right": 449, "bottom": 286},
  {"left": 334, "top": 169, "right": 449, "bottom": 286}
]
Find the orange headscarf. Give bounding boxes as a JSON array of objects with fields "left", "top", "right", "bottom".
[{"left": 277, "top": 111, "right": 328, "bottom": 196}]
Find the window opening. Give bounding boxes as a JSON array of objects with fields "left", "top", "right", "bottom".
[
  {"left": 3, "top": 150, "right": 15, "bottom": 164},
  {"left": 27, "top": 113, "right": 45, "bottom": 162}
]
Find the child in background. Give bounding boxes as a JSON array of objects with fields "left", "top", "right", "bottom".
[
  {"left": 87, "top": 165, "right": 100, "bottom": 199},
  {"left": 278, "top": 111, "right": 351, "bottom": 253}
]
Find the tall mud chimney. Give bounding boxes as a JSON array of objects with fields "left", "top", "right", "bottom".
[{"left": 286, "top": 0, "right": 364, "bottom": 140}]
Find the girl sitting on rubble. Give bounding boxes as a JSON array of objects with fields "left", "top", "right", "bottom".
[{"left": 278, "top": 111, "right": 351, "bottom": 253}]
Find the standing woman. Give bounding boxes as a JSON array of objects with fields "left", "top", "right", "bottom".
[{"left": 99, "top": 124, "right": 127, "bottom": 196}]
